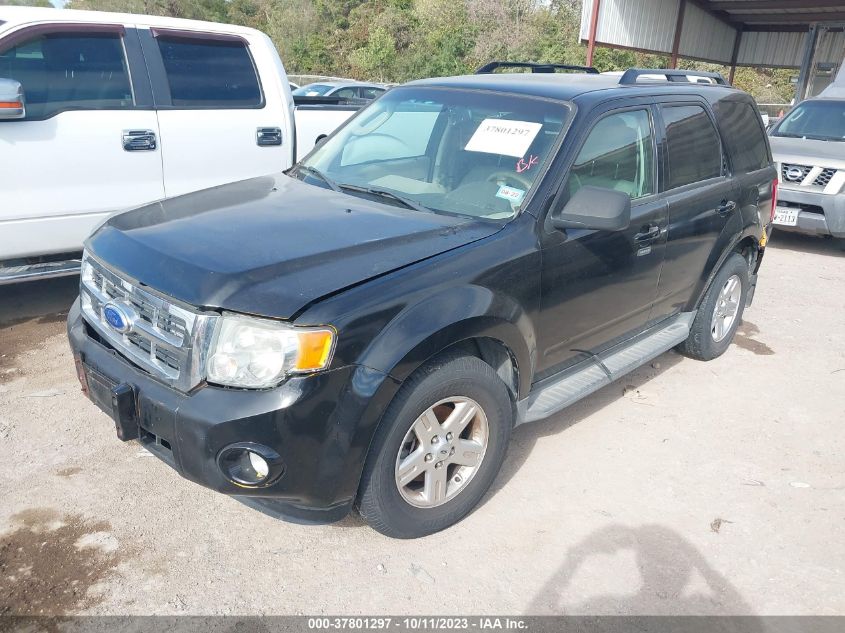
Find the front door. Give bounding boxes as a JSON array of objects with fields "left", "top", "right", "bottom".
[
  {"left": 0, "top": 25, "right": 164, "bottom": 260},
  {"left": 536, "top": 106, "right": 668, "bottom": 377}
]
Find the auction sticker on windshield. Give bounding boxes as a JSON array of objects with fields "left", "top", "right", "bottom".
[
  {"left": 495, "top": 185, "right": 526, "bottom": 203},
  {"left": 465, "top": 119, "right": 543, "bottom": 157}
]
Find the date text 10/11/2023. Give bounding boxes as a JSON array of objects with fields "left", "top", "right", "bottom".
[{"left": 307, "top": 617, "right": 528, "bottom": 630}]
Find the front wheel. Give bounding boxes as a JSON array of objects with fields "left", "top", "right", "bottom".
[
  {"left": 677, "top": 252, "right": 749, "bottom": 361},
  {"left": 357, "top": 354, "right": 513, "bottom": 538}
]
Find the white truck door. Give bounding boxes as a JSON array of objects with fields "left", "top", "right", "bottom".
[
  {"left": 138, "top": 28, "right": 293, "bottom": 197},
  {"left": 0, "top": 25, "right": 164, "bottom": 261}
]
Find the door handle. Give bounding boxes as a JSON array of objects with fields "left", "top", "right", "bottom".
[
  {"left": 256, "top": 127, "right": 282, "bottom": 146},
  {"left": 122, "top": 129, "right": 157, "bottom": 151},
  {"left": 717, "top": 200, "right": 737, "bottom": 217},
  {"left": 635, "top": 225, "right": 661, "bottom": 243}
]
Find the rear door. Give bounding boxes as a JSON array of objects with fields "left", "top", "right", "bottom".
[
  {"left": 712, "top": 97, "right": 777, "bottom": 233},
  {"left": 138, "top": 28, "right": 291, "bottom": 198},
  {"left": 0, "top": 24, "right": 163, "bottom": 259},
  {"left": 650, "top": 100, "right": 740, "bottom": 319}
]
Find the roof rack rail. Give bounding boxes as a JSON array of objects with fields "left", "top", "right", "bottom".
[
  {"left": 619, "top": 68, "right": 729, "bottom": 85},
  {"left": 476, "top": 61, "right": 599, "bottom": 75}
]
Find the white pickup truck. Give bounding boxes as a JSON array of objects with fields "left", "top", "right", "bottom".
[{"left": 0, "top": 7, "right": 361, "bottom": 283}]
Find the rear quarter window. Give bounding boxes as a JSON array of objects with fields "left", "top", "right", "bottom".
[{"left": 714, "top": 100, "right": 771, "bottom": 173}]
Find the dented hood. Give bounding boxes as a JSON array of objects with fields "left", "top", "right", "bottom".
[{"left": 87, "top": 174, "right": 502, "bottom": 319}]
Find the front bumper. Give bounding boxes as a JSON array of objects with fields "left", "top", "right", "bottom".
[
  {"left": 775, "top": 187, "right": 845, "bottom": 238},
  {"left": 67, "top": 299, "right": 397, "bottom": 524}
]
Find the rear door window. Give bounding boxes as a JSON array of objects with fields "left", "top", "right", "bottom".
[
  {"left": 661, "top": 104, "right": 723, "bottom": 189},
  {"left": 334, "top": 87, "right": 357, "bottom": 99},
  {"left": 567, "top": 109, "right": 655, "bottom": 200},
  {"left": 0, "top": 31, "right": 133, "bottom": 119},
  {"left": 155, "top": 36, "right": 261, "bottom": 107},
  {"left": 713, "top": 100, "right": 771, "bottom": 172},
  {"left": 362, "top": 87, "right": 385, "bottom": 99}
]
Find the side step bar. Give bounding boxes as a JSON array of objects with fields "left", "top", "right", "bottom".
[
  {"left": 0, "top": 258, "right": 82, "bottom": 285},
  {"left": 517, "top": 312, "right": 695, "bottom": 425}
]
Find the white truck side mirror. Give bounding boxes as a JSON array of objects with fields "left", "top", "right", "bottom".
[{"left": 0, "top": 79, "right": 25, "bottom": 120}]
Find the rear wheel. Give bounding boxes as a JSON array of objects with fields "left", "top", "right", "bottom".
[
  {"left": 677, "top": 252, "right": 749, "bottom": 361},
  {"left": 357, "top": 353, "right": 512, "bottom": 538}
]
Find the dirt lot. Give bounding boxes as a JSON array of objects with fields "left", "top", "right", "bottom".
[{"left": 1, "top": 232, "right": 843, "bottom": 617}]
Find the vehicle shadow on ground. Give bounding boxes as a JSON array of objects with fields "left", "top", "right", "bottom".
[
  {"left": 0, "top": 275, "right": 79, "bottom": 327},
  {"left": 767, "top": 231, "right": 843, "bottom": 257},
  {"left": 483, "top": 350, "right": 685, "bottom": 504},
  {"left": 525, "top": 523, "right": 760, "bottom": 619}
]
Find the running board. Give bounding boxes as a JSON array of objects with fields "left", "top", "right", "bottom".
[
  {"left": 0, "top": 258, "right": 82, "bottom": 285},
  {"left": 517, "top": 312, "right": 695, "bottom": 425}
]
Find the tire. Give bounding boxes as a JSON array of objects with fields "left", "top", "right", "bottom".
[
  {"left": 357, "top": 353, "right": 513, "bottom": 538},
  {"left": 677, "top": 252, "right": 749, "bottom": 361}
]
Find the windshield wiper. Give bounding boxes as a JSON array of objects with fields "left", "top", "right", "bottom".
[
  {"left": 296, "top": 165, "right": 342, "bottom": 192},
  {"left": 338, "top": 184, "right": 431, "bottom": 213}
]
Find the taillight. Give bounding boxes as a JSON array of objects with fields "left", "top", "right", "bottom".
[{"left": 770, "top": 178, "right": 779, "bottom": 223}]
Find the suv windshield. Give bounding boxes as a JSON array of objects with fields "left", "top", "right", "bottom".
[
  {"left": 772, "top": 100, "right": 845, "bottom": 142},
  {"left": 293, "top": 86, "right": 571, "bottom": 220}
]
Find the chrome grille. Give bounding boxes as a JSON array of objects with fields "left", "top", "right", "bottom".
[
  {"left": 814, "top": 168, "right": 836, "bottom": 187},
  {"left": 79, "top": 253, "right": 217, "bottom": 391},
  {"left": 781, "top": 163, "right": 812, "bottom": 183},
  {"left": 781, "top": 163, "right": 842, "bottom": 189}
]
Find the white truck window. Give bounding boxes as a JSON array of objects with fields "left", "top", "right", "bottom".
[
  {"left": 0, "top": 31, "right": 132, "bottom": 119},
  {"left": 155, "top": 37, "right": 262, "bottom": 107}
]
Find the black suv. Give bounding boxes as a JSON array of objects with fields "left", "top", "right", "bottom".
[{"left": 68, "top": 68, "right": 777, "bottom": 538}]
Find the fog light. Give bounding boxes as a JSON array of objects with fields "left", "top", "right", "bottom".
[
  {"left": 248, "top": 451, "right": 269, "bottom": 479},
  {"left": 217, "top": 443, "right": 283, "bottom": 487}
]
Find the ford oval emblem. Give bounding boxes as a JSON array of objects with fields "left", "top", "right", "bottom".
[
  {"left": 102, "top": 302, "right": 134, "bottom": 334},
  {"left": 785, "top": 167, "right": 804, "bottom": 182}
]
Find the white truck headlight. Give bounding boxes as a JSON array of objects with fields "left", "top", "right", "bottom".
[{"left": 206, "top": 313, "right": 335, "bottom": 389}]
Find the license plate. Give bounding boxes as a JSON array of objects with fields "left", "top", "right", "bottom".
[
  {"left": 84, "top": 364, "right": 139, "bottom": 441},
  {"left": 85, "top": 365, "right": 117, "bottom": 414},
  {"left": 773, "top": 206, "right": 799, "bottom": 226}
]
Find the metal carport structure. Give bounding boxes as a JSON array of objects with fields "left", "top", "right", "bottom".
[{"left": 580, "top": 0, "right": 845, "bottom": 100}]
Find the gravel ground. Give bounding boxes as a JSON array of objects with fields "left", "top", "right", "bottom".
[{"left": 0, "top": 231, "right": 843, "bottom": 617}]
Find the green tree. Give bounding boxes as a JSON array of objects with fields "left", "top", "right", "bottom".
[
  {"left": 0, "top": 0, "right": 53, "bottom": 6},
  {"left": 350, "top": 25, "right": 396, "bottom": 81}
]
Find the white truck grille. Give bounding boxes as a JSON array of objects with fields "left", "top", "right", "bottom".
[
  {"left": 79, "top": 253, "right": 217, "bottom": 391},
  {"left": 781, "top": 163, "right": 844, "bottom": 191}
]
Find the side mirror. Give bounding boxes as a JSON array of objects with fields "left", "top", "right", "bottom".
[
  {"left": 0, "top": 78, "right": 25, "bottom": 120},
  {"left": 551, "top": 186, "right": 631, "bottom": 232}
]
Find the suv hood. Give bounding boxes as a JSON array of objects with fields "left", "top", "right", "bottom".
[
  {"left": 87, "top": 175, "right": 502, "bottom": 319},
  {"left": 769, "top": 136, "right": 845, "bottom": 170}
]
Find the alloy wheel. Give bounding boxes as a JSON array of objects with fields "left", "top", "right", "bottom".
[
  {"left": 711, "top": 273, "right": 742, "bottom": 342},
  {"left": 394, "top": 397, "right": 489, "bottom": 508}
]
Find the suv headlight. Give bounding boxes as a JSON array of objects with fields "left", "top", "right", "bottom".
[{"left": 206, "top": 313, "right": 335, "bottom": 389}]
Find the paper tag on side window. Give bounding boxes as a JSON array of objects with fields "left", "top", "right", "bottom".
[
  {"left": 465, "top": 119, "right": 543, "bottom": 158},
  {"left": 495, "top": 185, "right": 525, "bottom": 204}
]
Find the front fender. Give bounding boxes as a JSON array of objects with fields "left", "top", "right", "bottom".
[{"left": 358, "top": 285, "right": 536, "bottom": 399}]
